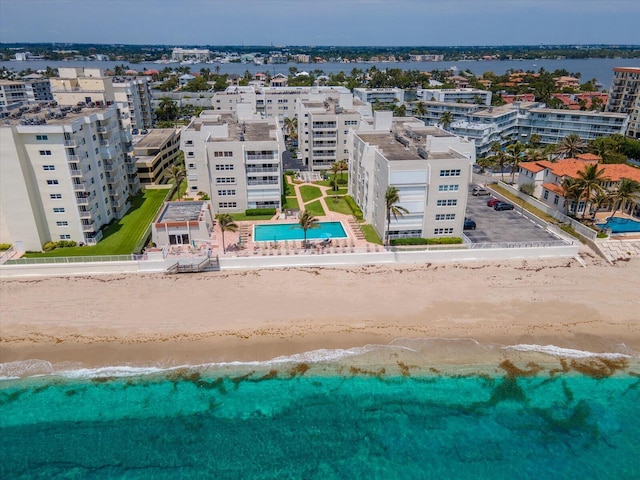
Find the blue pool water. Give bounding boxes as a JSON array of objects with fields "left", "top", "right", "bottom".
[
  {"left": 254, "top": 221, "right": 347, "bottom": 242},
  {"left": 596, "top": 216, "right": 640, "bottom": 234},
  {"left": 2, "top": 350, "right": 639, "bottom": 480}
]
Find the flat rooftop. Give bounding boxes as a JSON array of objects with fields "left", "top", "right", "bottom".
[
  {"left": 156, "top": 201, "right": 206, "bottom": 223},
  {"left": 2, "top": 105, "right": 113, "bottom": 127},
  {"left": 190, "top": 111, "right": 275, "bottom": 142},
  {"left": 134, "top": 129, "right": 177, "bottom": 149}
]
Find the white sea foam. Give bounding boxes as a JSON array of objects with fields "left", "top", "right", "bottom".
[{"left": 503, "top": 344, "right": 633, "bottom": 359}]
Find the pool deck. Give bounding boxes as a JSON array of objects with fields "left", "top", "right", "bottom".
[{"left": 166, "top": 175, "right": 377, "bottom": 259}]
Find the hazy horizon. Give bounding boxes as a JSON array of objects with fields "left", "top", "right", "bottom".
[{"left": 1, "top": 0, "right": 639, "bottom": 46}]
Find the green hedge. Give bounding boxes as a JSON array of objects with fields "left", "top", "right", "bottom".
[
  {"left": 245, "top": 208, "right": 277, "bottom": 217},
  {"left": 42, "top": 240, "right": 78, "bottom": 252},
  {"left": 390, "top": 237, "right": 463, "bottom": 246},
  {"left": 345, "top": 196, "right": 363, "bottom": 220},
  {"left": 0, "top": 243, "right": 12, "bottom": 251}
]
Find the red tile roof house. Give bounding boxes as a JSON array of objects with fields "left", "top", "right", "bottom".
[{"left": 517, "top": 154, "right": 640, "bottom": 216}]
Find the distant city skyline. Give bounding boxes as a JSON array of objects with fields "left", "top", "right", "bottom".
[{"left": 1, "top": 0, "right": 639, "bottom": 47}]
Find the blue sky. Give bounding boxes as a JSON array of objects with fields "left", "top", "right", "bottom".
[{"left": 1, "top": 0, "right": 639, "bottom": 46}]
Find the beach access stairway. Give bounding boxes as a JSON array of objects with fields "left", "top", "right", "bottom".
[
  {"left": 347, "top": 219, "right": 366, "bottom": 241},
  {"left": 166, "top": 255, "right": 219, "bottom": 274}
]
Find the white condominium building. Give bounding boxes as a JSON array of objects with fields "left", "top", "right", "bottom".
[
  {"left": 518, "top": 107, "right": 629, "bottom": 145},
  {"left": 212, "top": 85, "right": 352, "bottom": 119},
  {"left": 349, "top": 112, "right": 475, "bottom": 242},
  {"left": 417, "top": 88, "right": 492, "bottom": 106},
  {"left": 171, "top": 48, "right": 210, "bottom": 62},
  {"left": 353, "top": 88, "right": 405, "bottom": 105},
  {"left": 605, "top": 67, "right": 640, "bottom": 139},
  {"left": 181, "top": 110, "right": 285, "bottom": 213},
  {"left": 112, "top": 76, "right": 155, "bottom": 130},
  {"left": 297, "top": 93, "right": 366, "bottom": 172},
  {"left": 0, "top": 104, "right": 136, "bottom": 251}
]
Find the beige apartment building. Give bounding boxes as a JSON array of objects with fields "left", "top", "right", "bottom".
[
  {"left": 180, "top": 110, "right": 285, "bottom": 213},
  {"left": 0, "top": 104, "right": 135, "bottom": 251},
  {"left": 133, "top": 129, "right": 181, "bottom": 185},
  {"left": 349, "top": 112, "right": 476, "bottom": 242}
]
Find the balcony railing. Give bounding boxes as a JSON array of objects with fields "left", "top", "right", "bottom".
[
  {"left": 246, "top": 167, "right": 279, "bottom": 173},
  {"left": 96, "top": 126, "right": 108, "bottom": 134},
  {"left": 247, "top": 180, "right": 279, "bottom": 186},
  {"left": 79, "top": 210, "right": 93, "bottom": 219},
  {"left": 73, "top": 182, "right": 88, "bottom": 192},
  {"left": 82, "top": 223, "right": 96, "bottom": 232},
  {"left": 67, "top": 154, "right": 79, "bottom": 161},
  {"left": 246, "top": 154, "right": 277, "bottom": 161},
  {"left": 64, "top": 140, "right": 77, "bottom": 148}
]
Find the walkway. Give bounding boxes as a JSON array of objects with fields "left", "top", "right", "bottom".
[{"left": 597, "top": 239, "right": 640, "bottom": 263}]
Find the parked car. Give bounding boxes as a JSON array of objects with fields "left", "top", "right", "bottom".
[
  {"left": 487, "top": 198, "right": 501, "bottom": 207},
  {"left": 494, "top": 202, "right": 515, "bottom": 211},
  {"left": 472, "top": 186, "right": 490, "bottom": 196},
  {"left": 463, "top": 218, "right": 477, "bottom": 230}
]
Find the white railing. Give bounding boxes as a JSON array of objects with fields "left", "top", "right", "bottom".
[
  {"left": 5, "top": 254, "right": 147, "bottom": 265},
  {"left": 0, "top": 245, "right": 18, "bottom": 265}
]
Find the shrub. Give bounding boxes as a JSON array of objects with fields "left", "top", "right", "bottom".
[
  {"left": 43, "top": 241, "right": 57, "bottom": 252},
  {"left": 344, "top": 196, "right": 363, "bottom": 220},
  {"left": 0, "top": 243, "right": 12, "bottom": 251},
  {"left": 42, "top": 240, "right": 78, "bottom": 252},
  {"left": 245, "top": 208, "right": 276, "bottom": 217},
  {"left": 390, "top": 237, "right": 463, "bottom": 246},
  {"left": 519, "top": 183, "right": 535, "bottom": 196}
]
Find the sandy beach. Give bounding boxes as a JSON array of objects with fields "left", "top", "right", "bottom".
[{"left": 1, "top": 256, "right": 639, "bottom": 372}]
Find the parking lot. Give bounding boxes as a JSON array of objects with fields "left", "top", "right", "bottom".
[{"left": 464, "top": 187, "right": 560, "bottom": 244}]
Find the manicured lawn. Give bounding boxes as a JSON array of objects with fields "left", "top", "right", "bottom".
[
  {"left": 283, "top": 197, "right": 300, "bottom": 210},
  {"left": 230, "top": 213, "right": 275, "bottom": 221},
  {"left": 171, "top": 180, "right": 187, "bottom": 200},
  {"left": 313, "top": 173, "right": 349, "bottom": 188},
  {"left": 360, "top": 224, "right": 383, "bottom": 245},
  {"left": 325, "top": 196, "right": 352, "bottom": 215},
  {"left": 299, "top": 185, "right": 323, "bottom": 202},
  {"left": 303, "top": 200, "right": 325, "bottom": 217},
  {"left": 283, "top": 175, "right": 294, "bottom": 197},
  {"left": 26, "top": 188, "right": 170, "bottom": 257}
]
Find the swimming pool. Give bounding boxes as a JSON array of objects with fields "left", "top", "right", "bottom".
[
  {"left": 253, "top": 221, "right": 348, "bottom": 242},
  {"left": 596, "top": 217, "right": 640, "bottom": 234}
]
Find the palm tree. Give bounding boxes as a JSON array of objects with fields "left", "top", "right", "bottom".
[
  {"left": 414, "top": 101, "right": 426, "bottom": 118},
  {"left": 528, "top": 134, "right": 541, "bottom": 148},
  {"left": 612, "top": 178, "right": 640, "bottom": 216},
  {"left": 167, "top": 163, "right": 186, "bottom": 199},
  {"left": 523, "top": 147, "right": 545, "bottom": 163},
  {"left": 329, "top": 161, "right": 341, "bottom": 191},
  {"left": 298, "top": 210, "right": 319, "bottom": 248},
  {"left": 157, "top": 97, "right": 178, "bottom": 122},
  {"left": 575, "top": 164, "right": 609, "bottom": 219},
  {"left": 560, "top": 178, "right": 583, "bottom": 215},
  {"left": 283, "top": 116, "right": 298, "bottom": 140},
  {"left": 385, "top": 186, "right": 409, "bottom": 246},
  {"left": 337, "top": 159, "right": 348, "bottom": 181},
  {"left": 590, "top": 190, "right": 612, "bottom": 220},
  {"left": 556, "top": 134, "right": 586, "bottom": 159},
  {"left": 439, "top": 111, "right": 453, "bottom": 130},
  {"left": 506, "top": 141, "right": 526, "bottom": 183},
  {"left": 543, "top": 143, "right": 558, "bottom": 162},
  {"left": 215, "top": 213, "right": 238, "bottom": 254}
]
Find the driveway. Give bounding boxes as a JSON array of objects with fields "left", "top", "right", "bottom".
[{"left": 464, "top": 187, "right": 559, "bottom": 244}]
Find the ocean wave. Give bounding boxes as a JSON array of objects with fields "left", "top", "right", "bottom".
[{"left": 503, "top": 344, "right": 634, "bottom": 359}]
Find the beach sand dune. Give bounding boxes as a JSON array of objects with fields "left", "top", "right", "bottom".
[{"left": 1, "top": 258, "right": 638, "bottom": 368}]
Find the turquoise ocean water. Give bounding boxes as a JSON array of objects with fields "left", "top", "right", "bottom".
[{"left": 1, "top": 343, "right": 639, "bottom": 479}]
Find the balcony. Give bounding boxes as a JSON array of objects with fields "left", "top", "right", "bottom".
[
  {"left": 69, "top": 166, "right": 90, "bottom": 177},
  {"left": 76, "top": 195, "right": 93, "bottom": 206},
  {"left": 73, "top": 181, "right": 88, "bottom": 192},
  {"left": 246, "top": 154, "right": 277, "bottom": 161},
  {"left": 96, "top": 126, "right": 108, "bottom": 134},
  {"left": 64, "top": 140, "right": 77, "bottom": 148},
  {"left": 82, "top": 222, "right": 96, "bottom": 232},
  {"left": 84, "top": 230, "right": 103, "bottom": 244},
  {"left": 246, "top": 166, "right": 279, "bottom": 173},
  {"left": 100, "top": 140, "right": 110, "bottom": 147},
  {"left": 79, "top": 210, "right": 93, "bottom": 219},
  {"left": 247, "top": 180, "right": 279, "bottom": 186},
  {"left": 67, "top": 154, "right": 79, "bottom": 161}
]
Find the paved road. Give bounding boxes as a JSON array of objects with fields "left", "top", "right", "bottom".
[{"left": 464, "top": 187, "right": 559, "bottom": 244}]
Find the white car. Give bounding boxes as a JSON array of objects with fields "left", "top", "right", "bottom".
[{"left": 472, "top": 186, "right": 490, "bottom": 196}]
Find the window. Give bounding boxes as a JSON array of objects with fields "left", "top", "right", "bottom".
[
  {"left": 53, "top": 207, "right": 65, "bottom": 213},
  {"left": 39, "top": 150, "right": 52, "bottom": 156},
  {"left": 218, "top": 202, "right": 237, "bottom": 208},
  {"left": 59, "top": 234, "right": 72, "bottom": 240},
  {"left": 438, "top": 184, "right": 459, "bottom": 192},
  {"left": 213, "top": 151, "right": 233, "bottom": 157},
  {"left": 218, "top": 189, "right": 236, "bottom": 196},
  {"left": 43, "top": 165, "right": 55, "bottom": 171},
  {"left": 433, "top": 228, "right": 454, "bottom": 235},
  {"left": 187, "top": 152, "right": 194, "bottom": 157},
  {"left": 344, "top": 120, "right": 358, "bottom": 126},
  {"left": 188, "top": 163, "right": 196, "bottom": 169},
  {"left": 50, "top": 194, "right": 62, "bottom": 199},
  {"left": 435, "top": 213, "right": 456, "bottom": 221},
  {"left": 36, "top": 135, "right": 48, "bottom": 141},
  {"left": 439, "top": 169, "right": 461, "bottom": 177},
  {"left": 47, "top": 179, "right": 59, "bottom": 185},
  {"left": 216, "top": 177, "right": 235, "bottom": 184},
  {"left": 56, "top": 221, "right": 69, "bottom": 226},
  {"left": 436, "top": 199, "right": 458, "bottom": 207},
  {"left": 554, "top": 195, "right": 559, "bottom": 205},
  {"left": 215, "top": 164, "right": 234, "bottom": 171},
  {"left": 543, "top": 190, "right": 549, "bottom": 200},
  {"left": 191, "top": 186, "right": 198, "bottom": 191}
]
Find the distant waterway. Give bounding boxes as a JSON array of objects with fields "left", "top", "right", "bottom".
[{"left": 3, "top": 57, "right": 640, "bottom": 89}]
